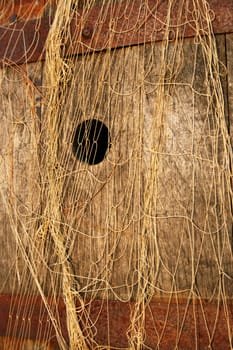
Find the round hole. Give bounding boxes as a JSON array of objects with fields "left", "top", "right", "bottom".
[{"left": 72, "top": 119, "right": 110, "bottom": 165}]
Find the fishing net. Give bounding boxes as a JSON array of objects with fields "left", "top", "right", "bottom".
[{"left": 0, "top": 0, "right": 232, "bottom": 349}]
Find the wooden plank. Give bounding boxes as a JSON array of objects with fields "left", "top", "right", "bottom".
[
  {"left": 226, "top": 34, "right": 233, "bottom": 143},
  {"left": 143, "top": 34, "right": 233, "bottom": 298},
  {"left": 0, "top": 62, "right": 43, "bottom": 294},
  {"left": 0, "top": 294, "right": 233, "bottom": 349},
  {"left": 226, "top": 33, "right": 233, "bottom": 264},
  {"left": 54, "top": 33, "right": 232, "bottom": 302},
  {"left": 1, "top": 0, "right": 233, "bottom": 67},
  {"left": 60, "top": 45, "right": 143, "bottom": 300}
]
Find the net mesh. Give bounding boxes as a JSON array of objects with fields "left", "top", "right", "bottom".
[{"left": 0, "top": 0, "right": 232, "bottom": 349}]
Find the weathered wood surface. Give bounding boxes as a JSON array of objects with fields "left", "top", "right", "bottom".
[
  {"left": 226, "top": 33, "right": 233, "bottom": 277},
  {"left": 0, "top": 62, "right": 42, "bottom": 294},
  {"left": 55, "top": 34, "right": 233, "bottom": 301},
  {"left": 148, "top": 34, "right": 233, "bottom": 298},
  {"left": 60, "top": 45, "right": 143, "bottom": 300},
  {"left": 227, "top": 34, "right": 233, "bottom": 145}
]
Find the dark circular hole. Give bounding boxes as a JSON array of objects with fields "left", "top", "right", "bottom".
[{"left": 73, "top": 119, "right": 110, "bottom": 165}]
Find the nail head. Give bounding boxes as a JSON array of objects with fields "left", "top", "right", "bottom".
[
  {"left": 82, "top": 26, "right": 93, "bottom": 39},
  {"left": 10, "top": 14, "right": 17, "bottom": 23}
]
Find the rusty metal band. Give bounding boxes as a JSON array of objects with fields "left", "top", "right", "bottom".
[
  {"left": 0, "top": 0, "right": 233, "bottom": 66},
  {"left": 0, "top": 294, "right": 233, "bottom": 348}
]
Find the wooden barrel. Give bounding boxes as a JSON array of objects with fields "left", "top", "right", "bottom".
[{"left": 0, "top": 1, "right": 233, "bottom": 349}]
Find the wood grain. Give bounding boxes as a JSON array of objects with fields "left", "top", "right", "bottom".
[
  {"left": 55, "top": 34, "right": 233, "bottom": 301},
  {"left": 145, "top": 34, "right": 233, "bottom": 298},
  {"left": 0, "top": 62, "right": 43, "bottom": 294},
  {"left": 226, "top": 34, "right": 233, "bottom": 145},
  {"left": 60, "top": 46, "right": 143, "bottom": 300},
  {"left": 226, "top": 33, "right": 233, "bottom": 273}
]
